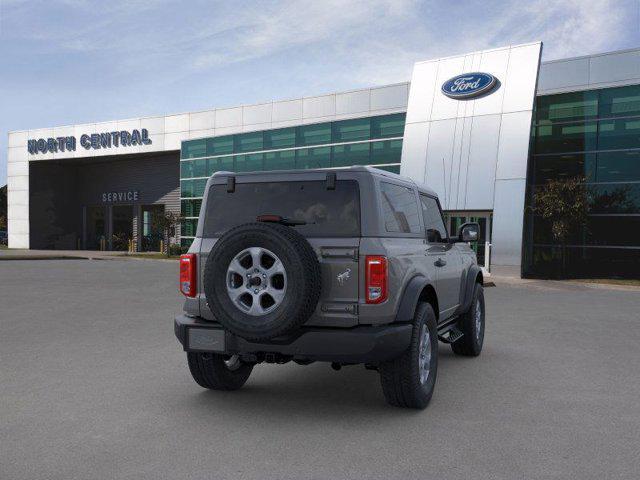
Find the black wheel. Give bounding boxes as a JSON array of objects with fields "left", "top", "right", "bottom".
[
  {"left": 379, "top": 302, "right": 438, "bottom": 409},
  {"left": 203, "top": 222, "right": 322, "bottom": 341},
  {"left": 451, "top": 283, "right": 485, "bottom": 357},
  {"left": 187, "top": 352, "right": 253, "bottom": 390}
]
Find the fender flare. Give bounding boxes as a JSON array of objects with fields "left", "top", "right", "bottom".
[
  {"left": 394, "top": 275, "right": 431, "bottom": 323},
  {"left": 460, "top": 265, "right": 483, "bottom": 314}
]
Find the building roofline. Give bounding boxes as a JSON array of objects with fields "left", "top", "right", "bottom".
[
  {"left": 541, "top": 46, "right": 640, "bottom": 65},
  {"left": 8, "top": 81, "right": 410, "bottom": 136}
]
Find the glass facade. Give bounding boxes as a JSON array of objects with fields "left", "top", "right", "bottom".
[
  {"left": 180, "top": 113, "right": 405, "bottom": 246},
  {"left": 523, "top": 85, "right": 640, "bottom": 278}
]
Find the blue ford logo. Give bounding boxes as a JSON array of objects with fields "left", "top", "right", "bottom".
[{"left": 441, "top": 72, "right": 497, "bottom": 99}]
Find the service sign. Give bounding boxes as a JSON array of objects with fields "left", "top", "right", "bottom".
[
  {"left": 441, "top": 72, "right": 497, "bottom": 99},
  {"left": 102, "top": 191, "right": 139, "bottom": 203},
  {"left": 27, "top": 129, "right": 152, "bottom": 155}
]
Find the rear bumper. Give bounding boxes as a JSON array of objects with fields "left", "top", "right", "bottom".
[{"left": 174, "top": 314, "right": 412, "bottom": 364}]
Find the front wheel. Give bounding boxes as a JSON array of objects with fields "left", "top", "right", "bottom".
[
  {"left": 187, "top": 352, "right": 253, "bottom": 390},
  {"left": 379, "top": 302, "right": 438, "bottom": 409}
]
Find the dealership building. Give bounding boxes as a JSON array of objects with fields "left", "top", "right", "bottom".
[{"left": 6, "top": 42, "right": 640, "bottom": 277}]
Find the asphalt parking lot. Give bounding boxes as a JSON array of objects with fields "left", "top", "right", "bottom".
[{"left": 1, "top": 259, "right": 639, "bottom": 480}]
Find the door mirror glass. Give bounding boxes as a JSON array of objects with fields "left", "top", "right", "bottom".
[{"left": 458, "top": 222, "right": 480, "bottom": 242}]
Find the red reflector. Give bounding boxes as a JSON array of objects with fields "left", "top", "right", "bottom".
[
  {"left": 179, "top": 254, "right": 197, "bottom": 297},
  {"left": 257, "top": 214, "right": 283, "bottom": 223},
  {"left": 365, "top": 256, "right": 387, "bottom": 304}
]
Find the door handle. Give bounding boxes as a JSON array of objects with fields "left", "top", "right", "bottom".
[{"left": 434, "top": 258, "right": 447, "bottom": 267}]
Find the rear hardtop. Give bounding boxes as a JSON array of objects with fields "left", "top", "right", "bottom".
[{"left": 186, "top": 166, "right": 432, "bottom": 327}]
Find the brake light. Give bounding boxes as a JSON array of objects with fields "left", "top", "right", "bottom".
[
  {"left": 365, "top": 256, "right": 387, "bottom": 304},
  {"left": 179, "top": 254, "right": 197, "bottom": 297}
]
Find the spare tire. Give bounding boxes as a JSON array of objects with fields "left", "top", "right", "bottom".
[{"left": 203, "top": 222, "right": 321, "bottom": 341}]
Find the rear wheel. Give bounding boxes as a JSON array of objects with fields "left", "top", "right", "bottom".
[
  {"left": 379, "top": 302, "right": 438, "bottom": 409},
  {"left": 187, "top": 352, "right": 253, "bottom": 390},
  {"left": 451, "top": 283, "right": 485, "bottom": 356}
]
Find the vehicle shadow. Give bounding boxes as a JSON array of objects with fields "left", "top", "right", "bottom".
[{"left": 177, "top": 348, "right": 469, "bottom": 422}]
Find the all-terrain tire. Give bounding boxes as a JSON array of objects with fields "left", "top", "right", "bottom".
[
  {"left": 451, "top": 283, "right": 485, "bottom": 357},
  {"left": 203, "top": 222, "right": 322, "bottom": 341},
  {"left": 187, "top": 352, "right": 253, "bottom": 390},
  {"left": 379, "top": 302, "right": 438, "bottom": 409}
]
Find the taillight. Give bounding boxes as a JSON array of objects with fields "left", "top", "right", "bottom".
[
  {"left": 365, "top": 255, "right": 387, "bottom": 304},
  {"left": 179, "top": 254, "right": 197, "bottom": 297}
]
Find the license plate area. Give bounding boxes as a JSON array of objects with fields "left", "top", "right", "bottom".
[{"left": 187, "top": 328, "right": 226, "bottom": 352}]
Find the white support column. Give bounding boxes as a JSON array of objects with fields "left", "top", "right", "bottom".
[{"left": 7, "top": 136, "right": 30, "bottom": 249}]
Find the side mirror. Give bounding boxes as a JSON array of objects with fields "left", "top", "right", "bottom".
[{"left": 458, "top": 222, "right": 480, "bottom": 243}]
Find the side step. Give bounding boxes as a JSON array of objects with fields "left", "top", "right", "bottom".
[{"left": 438, "top": 326, "right": 464, "bottom": 344}]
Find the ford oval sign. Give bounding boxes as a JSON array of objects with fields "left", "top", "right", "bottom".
[{"left": 441, "top": 72, "right": 497, "bottom": 99}]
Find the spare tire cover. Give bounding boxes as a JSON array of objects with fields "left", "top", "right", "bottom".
[{"left": 203, "top": 222, "right": 322, "bottom": 341}]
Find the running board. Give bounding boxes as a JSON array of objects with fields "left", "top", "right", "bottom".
[{"left": 438, "top": 326, "right": 464, "bottom": 344}]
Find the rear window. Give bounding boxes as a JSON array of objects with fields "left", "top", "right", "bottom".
[
  {"left": 380, "top": 182, "right": 421, "bottom": 233},
  {"left": 203, "top": 180, "right": 360, "bottom": 237}
]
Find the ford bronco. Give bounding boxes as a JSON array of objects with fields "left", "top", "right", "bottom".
[{"left": 174, "top": 166, "right": 485, "bottom": 409}]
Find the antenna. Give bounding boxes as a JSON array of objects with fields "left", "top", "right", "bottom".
[{"left": 441, "top": 157, "right": 448, "bottom": 209}]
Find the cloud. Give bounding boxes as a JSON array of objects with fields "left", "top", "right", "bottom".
[{"left": 3, "top": 0, "right": 634, "bottom": 85}]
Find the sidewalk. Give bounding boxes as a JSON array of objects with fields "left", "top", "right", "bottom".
[
  {"left": 488, "top": 265, "right": 640, "bottom": 292},
  {"left": 0, "top": 249, "right": 173, "bottom": 261}
]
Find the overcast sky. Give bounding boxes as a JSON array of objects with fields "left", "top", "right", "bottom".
[{"left": 2, "top": 0, "right": 639, "bottom": 185}]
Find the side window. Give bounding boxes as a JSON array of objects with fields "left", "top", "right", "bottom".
[
  {"left": 420, "top": 195, "right": 448, "bottom": 243},
  {"left": 380, "top": 182, "right": 421, "bottom": 233}
]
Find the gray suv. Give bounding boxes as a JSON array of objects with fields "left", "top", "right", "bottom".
[{"left": 174, "top": 167, "right": 485, "bottom": 409}]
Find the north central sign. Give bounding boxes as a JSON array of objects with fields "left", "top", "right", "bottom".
[
  {"left": 27, "top": 128, "right": 152, "bottom": 155},
  {"left": 441, "top": 72, "right": 497, "bottom": 99}
]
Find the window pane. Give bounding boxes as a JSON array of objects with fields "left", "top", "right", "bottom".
[
  {"left": 533, "top": 214, "right": 640, "bottom": 247},
  {"left": 534, "top": 121, "right": 598, "bottom": 154},
  {"left": 535, "top": 91, "right": 598, "bottom": 123},
  {"left": 296, "top": 147, "right": 331, "bottom": 169},
  {"left": 180, "top": 180, "right": 193, "bottom": 198},
  {"left": 180, "top": 160, "right": 194, "bottom": 179},
  {"left": 599, "top": 84, "right": 640, "bottom": 118},
  {"left": 531, "top": 153, "right": 597, "bottom": 184},
  {"left": 332, "top": 118, "right": 370, "bottom": 142},
  {"left": 595, "top": 151, "right": 640, "bottom": 182},
  {"left": 203, "top": 181, "right": 360, "bottom": 237},
  {"left": 206, "top": 136, "right": 233, "bottom": 156},
  {"left": 264, "top": 150, "right": 296, "bottom": 170},
  {"left": 376, "top": 164, "right": 401, "bottom": 174},
  {"left": 526, "top": 245, "right": 640, "bottom": 279},
  {"left": 296, "top": 123, "right": 331, "bottom": 146},
  {"left": 208, "top": 155, "right": 233, "bottom": 174},
  {"left": 590, "top": 183, "right": 640, "bottom": 214},
  {"left": 379, "top": 182, "right": 421, "bottom": 233},
  {"left": 332, "top": 143, "right": 370, "bottom": 167},
  {"left": 597, "top": 119, "right": 640, "bottom": 150},
  {"left": 234, "top": 153, "right": 264, "bottom": 172},
  {"left": 181, "top": 199, "right": 202, "bottom": 218},
  {"left": 371, "top": 113, "right": 406, "bottom": 139},
  {"left": 420, "top": 195, "right": 447, "bottom": 242},
  {"left": 192, "top": 159, "right": 207, "bottom": 178},
  {"left": 181, "top": 238, "right": 194, "bottom": 248},
  {"left": 181, "top": 139, "right": 206, "bottom": 159},
  {"left": 181, "top": 219, "right": 198, "bottom": 237},
  {"left": 193, "top": 179, "right": 207, "bottom": 197},
  {"left": 234, "top": 132, "right": 263, "bottom": 153},
  {"left": 370, "top": 139, "right": 402, "bottom": 165},
  {"left": 264, "top": 128, "right": 296, "bottom": 149}
]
